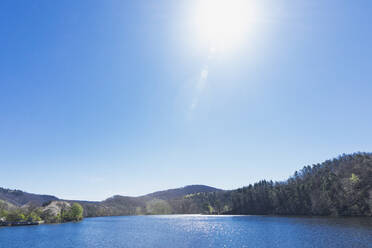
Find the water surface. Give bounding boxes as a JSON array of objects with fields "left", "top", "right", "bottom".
[{"left": 1, "top": 215, "right": 372, "bottom": 248}]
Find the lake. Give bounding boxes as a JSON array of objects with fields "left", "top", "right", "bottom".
[{"left": 1, "top": 215, "right": 372, "bottom": 248}]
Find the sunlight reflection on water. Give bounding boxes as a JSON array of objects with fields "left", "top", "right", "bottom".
[{"left": 1, "top": 215, "right": 372, "bottom": 248}]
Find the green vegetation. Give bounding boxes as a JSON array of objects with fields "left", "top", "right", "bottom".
[
  {"left": 1, "top": 207, "right": 43, "bottom": 223},
  {"left": 146, "top": 199, "right": 172, "bottom": 215},
  {"left": 5, "top": 211, "right": 25, "bottom": 222},
  {"left": 0, "top": 202, "right": 84, "bottom": 224},
  {"left": 64, "top": 203, "right": 84, "bottom": 221}
]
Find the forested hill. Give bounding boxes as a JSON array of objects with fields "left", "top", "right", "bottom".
[
  {"left": 0, "top": 188, "right": 58, "bottom": 206},
  {"left": 189, "top": 152, "right": 372, "bottom": 216},
  {"left": 1, "top": 153, "right": 372, "bottom": 217}
]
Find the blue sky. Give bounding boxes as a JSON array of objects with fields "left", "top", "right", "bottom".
[{"left": 1, "top": 0, "right": 372, "bottom": 200}]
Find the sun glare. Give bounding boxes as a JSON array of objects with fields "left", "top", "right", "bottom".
[{"left": 195, "top": 0, "right": 258, "bottom": 52}]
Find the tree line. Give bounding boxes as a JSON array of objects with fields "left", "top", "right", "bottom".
[{"left": 187, "top": 152, "right": 372, "bottom": 216}]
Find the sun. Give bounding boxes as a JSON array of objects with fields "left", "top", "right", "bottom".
[{"left": 195, "top": 0, "right": 258, "bottom": 52}]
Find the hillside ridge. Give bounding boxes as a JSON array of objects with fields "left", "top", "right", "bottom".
[{"left": 2, "top": 152, "right": 372, "bottom": 217}]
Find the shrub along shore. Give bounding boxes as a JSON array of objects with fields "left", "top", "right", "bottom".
[{"left": 0, "top": 201, "right": 83, "bottom": 227}]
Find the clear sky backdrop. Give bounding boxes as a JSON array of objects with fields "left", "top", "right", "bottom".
[{"left": 1, "top": 0, "right": 372, "bottom": 200}]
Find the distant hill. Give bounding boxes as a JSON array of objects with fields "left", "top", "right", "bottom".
[
  {"left": 0, "top": 185, "right": 222, "bottom": 217},
  {"left": 144, "top": 185, "right": 221, "bottom": 200},
  {"left": 81, "top": 185, "right": 222, "bottom": 216},
  {"left": 0, "top": 188, "right": 59, "bottom": 207}
]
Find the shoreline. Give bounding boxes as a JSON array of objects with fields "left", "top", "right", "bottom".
[{"left": 0, "top": 221, "right": 44, "bottom": 227}]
